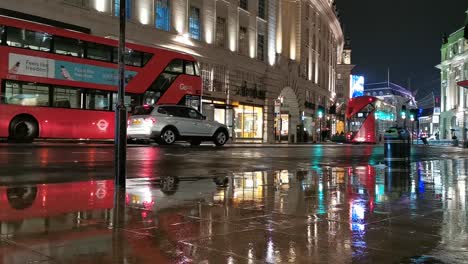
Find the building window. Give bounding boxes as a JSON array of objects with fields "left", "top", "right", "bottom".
[
  {"left": 238, "top": 26, "right": 248, "bottom": 56},
  {"left": 155, "top": 0, "right": 170, "bottom": 31},
  {"left": 240, "top": 0, "right": 248, "bottom": 10},
  {"left": 257, "top": 34, "right": 265, "bottom": 61},
  {"left": 189, "top": 6, "right": 201, "bottom": 40},
  {"left": 234, "top": 105, "right": 263, "bottom": 139},
  {"left": 258, "top": 0, "right": 265, "bottom": 19},
  {"left": 215, "top": 17, "right": 226, "bottom": 48},
  {"left": 114, "top": 0, "right": 132, "bottom": 19}
]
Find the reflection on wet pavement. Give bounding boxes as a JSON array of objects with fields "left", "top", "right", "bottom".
[{"left": 0, "top": 159, "right": 467, "bottom": 263}]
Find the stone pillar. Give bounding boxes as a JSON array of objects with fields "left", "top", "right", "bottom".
[
  {"left": 264, "top": 96, "right": 276, "bottom": 143},
  {"left": 227, "top": 0, "right": 238, "bottom": 52},
  {"left": 267, "top": 0, "right": 277, "bottom": 65},
  {"left": 172, "top": 0, "right": 188, "bottom": 34},
  {"left": 203, "top": 0, "right": 216, "bottom": 44}
]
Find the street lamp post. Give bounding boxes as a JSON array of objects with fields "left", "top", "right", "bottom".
[{"left": 114, "top": 0, "right": 127, "bottom": 188}]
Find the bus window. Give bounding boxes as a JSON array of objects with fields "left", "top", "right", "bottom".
[
  {"left": 4, "top": 81, "right": 50, "bottom": 107},
  {"left": 194, "top": 62, "right": 200, "bottom": 76},
  {"left": 165, "top": 59, "right": 183, "bottom": 73},
  {"left": 0, "top": 26, "right": 5, "bottom": 44},
  {"left": 54, "top": 87, "right": 82, "bottom": 109},
  {"left": 86, "top": 90, "right": 110, "bottom": 110},
  {"left": 184, "top": 61, "right": 195, "bottom": 75},
  {"left": 86, "top": 42, "right": 112, "bottom": 62},
  {"left": 142, "top": 52, "right": 153, "bottom": 66},
  {"left": 111, "top": 93, "right": 139, "bottom": 112},
  {"left": 112, "top": 48, "right": 143, "bottom": 67},
  {"left": 53, "top": 36, "right": 83, "bottom": 57},
  {"left": 6, "top": 27, "right": 51, "bottom": 52}
]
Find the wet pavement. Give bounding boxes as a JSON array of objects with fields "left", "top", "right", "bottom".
[{"left": 0, "top": 144, "right": 467, "bottom": 263}]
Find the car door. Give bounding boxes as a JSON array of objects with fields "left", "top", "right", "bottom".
[
  {"left": 163, "top": 106, "right": 193, "bottom": 136},
  {"left": 185, "top": 108, "right": 216, "bottom": 136}
]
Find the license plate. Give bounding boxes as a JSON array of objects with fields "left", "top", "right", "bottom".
[{"left": 132, "top": 119, "right": 141, "bottom": 125}]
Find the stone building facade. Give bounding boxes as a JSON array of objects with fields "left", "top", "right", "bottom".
[
  {"left": 437, "top": 10, "right": 468, "bottom": 142},
  {"left": 0, "top": 0, "right": 344, "bottom": 142}
]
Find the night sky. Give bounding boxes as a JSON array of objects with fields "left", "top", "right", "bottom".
[{"left": 335, "top": 0, "right": 468, "bottom": 99}]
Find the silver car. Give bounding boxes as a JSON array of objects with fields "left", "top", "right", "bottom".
[{"left": 127, "top": 105, "right": 229, "bottom": 146}]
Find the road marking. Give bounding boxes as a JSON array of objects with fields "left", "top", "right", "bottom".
[{"left": 0, "top": 152, "right": 33, "bottom": 155}]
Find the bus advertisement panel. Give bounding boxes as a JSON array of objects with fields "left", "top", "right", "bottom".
[{"left": 0, "top": 16, "right": 202, "bottom": 141}]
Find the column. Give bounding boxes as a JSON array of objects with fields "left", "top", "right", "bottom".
[
  {"left": 267, "top": 0, "right": 277, "bottom": 65},
  {"left": 172, "top": 0, "right": 188, "bottom": 34},
  {"left": 227, "top": 1, "right": 238, "bottom": 52},
  {"left": 203, "top": 0, "right": 216, "bottom": 44}
]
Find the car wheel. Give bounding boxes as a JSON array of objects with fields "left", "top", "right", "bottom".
[
  {"left": 213, "top": 130, "right": 228, "bottom": 146},
  {"left": 160, "top": 176, "right": 179, "bottom": 195},
  {"left": 160, "top": 128, "right": 177, "bottom": 145},
  {"left": 190, "top": 139, "right": 202, "bottom": 146},
  {"left": 9, "top": 116, "right": 38, "bottom": 142}
]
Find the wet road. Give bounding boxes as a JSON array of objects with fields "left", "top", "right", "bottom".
[
  {"left": 0, "top": 143, "right": 467, "bottom": 263},
  {"left": 0, "top": 143, "right": 466, "bottom": 184}
]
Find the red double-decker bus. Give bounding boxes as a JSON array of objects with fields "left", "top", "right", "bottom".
[
  {"left": 346, "top": 96, "right": 396, "bottom": 143},
  {"left": 0, "top": 16, "right": 201, "bottom": 141}
]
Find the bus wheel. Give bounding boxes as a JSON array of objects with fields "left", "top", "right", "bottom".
[{"left": 9, "top": 116, "right": 38, "bottom": 142}]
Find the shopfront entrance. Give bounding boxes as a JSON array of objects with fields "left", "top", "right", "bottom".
[
  {"left": 201, "top": 99, "right": 234, "bottom": 137},
  {"left": 274, "top": 87, "right": 300, "bottom": 143}
]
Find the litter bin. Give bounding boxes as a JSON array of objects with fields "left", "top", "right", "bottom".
[{"left": 384, "top": 127, "right": 411, "bottom": 166}]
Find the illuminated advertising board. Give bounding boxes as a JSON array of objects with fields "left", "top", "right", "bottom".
[{"left": 350, "top": 75, "right": 365, "bottom": 98}]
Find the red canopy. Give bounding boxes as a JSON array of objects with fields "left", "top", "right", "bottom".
[{"left": 457, "top": 80, "right": 468, "bottom": 88}]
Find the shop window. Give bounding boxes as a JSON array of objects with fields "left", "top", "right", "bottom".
[
  {"left": 215, "top": 17, "right": 226, "bottom": 48},
  {"left": 86, "top": 42, "right": 112, "bottom": 62},
  {"left": 54, "top": 36, "right": 83, "bottom": 57},
  {"left": 54, "top": 87, "right": 81, "bottom": 108},
  {"left": 234, "top": 105, "right": 263, "bottom": 139},
  {"left": 86, "top": 90, "right": 110, "bottom": 110},
  {"left": 189, "top": 6, "right": 201, "bottom": 40},
  {"left": 155, "top": 0, "right": 170, "bottom": 31},
  {"left": 6, "top": 27, "right": 51, "bottom": 52},
  {"left": 4, "top": 81, "right": 50, "bottom": 107}
]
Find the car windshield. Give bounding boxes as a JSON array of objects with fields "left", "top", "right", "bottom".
[{"left": 133, "top": 105, "right": 154, "bottom": 115}]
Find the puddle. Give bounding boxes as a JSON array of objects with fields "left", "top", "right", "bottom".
[{"left": 0, "top": 159, "right": 467, "bottom": 263}]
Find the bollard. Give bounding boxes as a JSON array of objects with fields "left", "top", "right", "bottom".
[{"left": 384, "top": 127, "right": 411, "bottom": 166}]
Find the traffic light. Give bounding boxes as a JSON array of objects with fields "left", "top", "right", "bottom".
[
  {"left": 409, "top": 109, "right": 418, "bottom": 122},
  {"left": 317, "top": 106, "right": 325, "bottom": 118},
  {"left": 400, "top": 105, "right": 407, "bottom": 119}
]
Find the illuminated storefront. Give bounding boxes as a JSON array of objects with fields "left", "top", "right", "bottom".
[
  {"left": 233, "top": 104, "right": 263, "bottom": 139},
  {"left": 201, "top": 99, "right": 234, "bottom": 137},
  {"left": 202, "top": 100, "right": 264, "bottom": 140}
]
